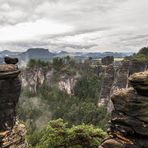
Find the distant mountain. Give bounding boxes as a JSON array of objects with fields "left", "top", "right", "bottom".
[
  {"left": 0, "top": 50, "right": 20, "bottom": 64},
  {"left": 0, "top": 50, "right": 20, "bottom": 58},
  {"left": 0, "top": 48, "right": 133, "bottom": 65},
  {"left": 84, "top": 52, "right": 132, "bottom": 59},
  {"left": 54, "top": 51, "right": 69, "bottom": 57},
  {"left": 18, "top": 48, "right": 55, "bottom": 64},
  {"left": 54, "top": 51, "right": 132, "bottom": 59}
]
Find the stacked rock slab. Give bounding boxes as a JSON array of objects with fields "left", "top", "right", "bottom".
[
  {"left": 0, "top": 61, "right": 27, "bottom": 147},
  {"left": 99, "top": 71, "right": 148, "bottom": 148}
]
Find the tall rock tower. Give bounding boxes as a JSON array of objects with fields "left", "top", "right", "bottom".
[
  {"left": 0, "top": 58, "right": 27, "bottom": 147},
  {"left": 99, "top": 71, "right": 148, "bottom": 148}
]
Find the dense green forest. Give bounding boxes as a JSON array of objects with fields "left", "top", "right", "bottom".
[{"left": 18, "top": 57, "right": 109, "bottom": 147}]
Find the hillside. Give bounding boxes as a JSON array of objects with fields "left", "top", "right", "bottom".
[{"left": 125, "top": 47, "right": 148, "bottom": 61}]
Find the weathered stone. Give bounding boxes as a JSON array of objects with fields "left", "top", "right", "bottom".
[
  {"left": 0, "top": 120, "right": 27, "bottom": 148},
  {"left": 0, "top": 60, "right": 27, "bottom": 148},
  {"left": 98, "top": 65, "right": 115, "bottom": 107},
  {"left": 99, "top": 60, "right": 148, "bottom": 111},
  {"left": 101, "top": 56, "right": 114, "bottom": 65},
  {"left": 4, "top": 57, "right": 18, "bottom": 65},
  {"left": 99, "top": 71, "right": 148, "bottom": 148},
  {"left": 129, "top": 71, "right": 148, "bottom": 96}
]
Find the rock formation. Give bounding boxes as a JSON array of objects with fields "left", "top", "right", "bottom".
[
  {"left": 101, "top": 56, "right": 114, "bottom": 65},
  {"left": 98, "top": 65, "right": 115, "bottom": 107},
  {"left": 4, "top": 57, "right": 18, "bottom": 65},
  {"left": 0, "top": 60, "right": 27, "bottom": 147},
  {"left": 99, "top": 60, "right": 148, "bottom": 111},
  {"left": 21, "top": 67, "right": 78, "bottom": 95},
  {"left": 99, "top": 71, "right": 148, "bottom": 148}
]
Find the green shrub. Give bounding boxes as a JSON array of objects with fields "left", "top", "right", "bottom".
[{"left": 29, "top": 119, "right": 107, "bottom": 148}]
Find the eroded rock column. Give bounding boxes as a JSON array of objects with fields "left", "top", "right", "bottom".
[
  {"left": 0, "top": 60, "right": 27, "bottom": 148},
  {"left": 99, "top": 71, "right": 148, "bottom": 148}
]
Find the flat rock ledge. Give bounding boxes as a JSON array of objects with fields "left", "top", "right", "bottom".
[{"left": 99, "top": 71, "right": 148, "bottom": 148}]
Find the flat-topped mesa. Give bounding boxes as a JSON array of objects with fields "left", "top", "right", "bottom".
[
  {"left": 0, "top": 58, "right": 27, "bottom": 148},
  {"left": 99, "top": 71, "right": 148, "bottom": 148}
]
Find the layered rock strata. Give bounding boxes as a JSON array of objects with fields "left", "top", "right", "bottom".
[
  {"left": 99, "top": 60, "right": 148, "bottom": 110},
  {"left": 99, "top": 71, "right": 148, "bottom": 148},
  {"left": 0, "top": 62, "right": 27, "bottom": 148}
]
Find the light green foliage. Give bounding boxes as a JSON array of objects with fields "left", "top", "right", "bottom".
[{"left": 28, "top": 119, "right": 107, "bottom": 148}]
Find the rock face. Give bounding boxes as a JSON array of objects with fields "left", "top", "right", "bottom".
[
  {"left": 21, "top": 67, "right": 78, "bottom": 95},
  {"left": 0, "top": 63, "right": 27, "bottom": 147},
  {"left": 99, "top": 71, "right": 148, "bottom": 148},
  {"left": 21, "top": 67, "right": 45, "bottom": 93},
  {"left": 99, "top": 60, "right": 148, "bottom": 110},
  {"left": 98, "top": 65, "right": 115, "bottom": 107},
  {"left": 59, "top": 76, "right": 77, "bottom": 95},
  {"left": 101, "top": 56, "right": 114, "bottom": 65}
]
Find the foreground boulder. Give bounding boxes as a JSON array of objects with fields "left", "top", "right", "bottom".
[
  {"left": 99, "top": 71, "right": 148, "bottom": 148},
  {"left": 0, "top": 60, "right": 27, "bottom": 147}
]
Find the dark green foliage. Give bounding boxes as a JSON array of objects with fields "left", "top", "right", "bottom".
[
  {"left": 19, "top": 57, "right": 109, "bottom": 147},
  {"left": 27, "top": 59, "right": 49, "bottom": 68},
  {"left": 52, "top": 57, "right": 64, "bottom": 70},
  {"left": 74, "top": 74, "right": 101, "bottom": 100},
  {"left": 28, "top": 119, "right": 107, "bottom": 148},
  {"left": 124, "top": 47, "right": 148, "bottom": 61},
  {"left": 138, "top": 47, "right": 148, "bottom": 55}
]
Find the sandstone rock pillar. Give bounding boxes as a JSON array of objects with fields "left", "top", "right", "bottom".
[
  {"left": 99, "top": 71, "right": 148, "bottom": 148},
  {"left": 0, "top": 62, "right": 27, "bottom": 148}
]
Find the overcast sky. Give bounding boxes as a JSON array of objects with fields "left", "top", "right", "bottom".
[{"left": 0, "top": 0, "right": 148, "bottom": 52}]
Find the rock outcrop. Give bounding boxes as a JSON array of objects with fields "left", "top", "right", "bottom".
[
  {"left": 21, "top": 67, "right": 78, "bottom": 95},
  {"left": 99, "top": 60, "right": 148, "bottom": 111},
  {"left": 99, "top": 71, "right": 148, "bottom": 148},
  {"left": 0, "top": 61, "right": 27, "bottom": 147},
  {"left": 101, "top": 56, "right": 114, "bottom": 65},
  {"left": 98, "top": 65, "right": 115, "bottom": 107}
]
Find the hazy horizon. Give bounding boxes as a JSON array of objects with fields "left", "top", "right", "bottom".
[
  {"left": 0, "top": 48, "right": 135, "bottom": 54},
  {"left": 0, "top": 0, "right": 148, "bottom": 52}
]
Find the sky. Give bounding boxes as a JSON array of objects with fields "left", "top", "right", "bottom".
[{"left": 0, "top": 0, "right": 148, "bottom": 52}]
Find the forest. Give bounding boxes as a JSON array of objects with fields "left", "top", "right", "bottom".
[{"left": 18, "top": 56, "right": 109, "bottom": 147}]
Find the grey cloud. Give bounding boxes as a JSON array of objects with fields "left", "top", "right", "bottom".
[
  {"left": 119, "top": 34, "right": 148, "bottom": 42},
  {"left": 0, "top": 0, "right": 126, "bottom": 27},
  {"left": 0, "top": 0, "right": 148, "bottom": 52}
]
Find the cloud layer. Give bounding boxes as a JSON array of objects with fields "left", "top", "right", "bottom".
[{"left": 0, "top": 0, "right": 148, "bottom": 52}]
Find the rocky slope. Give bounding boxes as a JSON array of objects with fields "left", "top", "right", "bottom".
[
  {"left": 0, "top": 63, "right": 27, "bottom": 147},
  {"left": 99, "top": 71, "right": 148, "bottom": 148}
]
